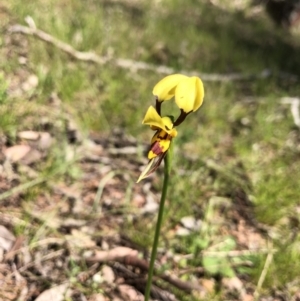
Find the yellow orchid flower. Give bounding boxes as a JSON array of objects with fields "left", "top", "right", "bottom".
[{"left": 137, "top": 74, "right": 204, "bottom": 183}]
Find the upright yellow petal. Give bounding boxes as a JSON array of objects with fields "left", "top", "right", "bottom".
[
  {"left": 153, "top": 74, "right": 188, "bottom": 102},
  {"left": 175, "top": 76, "right": 204, "bottom": 113}
]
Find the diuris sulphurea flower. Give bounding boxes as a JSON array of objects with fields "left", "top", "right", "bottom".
[{"left": 137, "top": 74, "right": 204, "bottom": 183}]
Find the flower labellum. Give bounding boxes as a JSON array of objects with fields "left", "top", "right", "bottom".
[{"left": 143, "top": 106, "right": 177, "bottom": 136}]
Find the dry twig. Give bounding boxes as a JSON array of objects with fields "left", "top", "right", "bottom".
[
  {"left": 18, "top": 249, "right": 65, "bottom": 272},
  {"left": 8, "top": 19, "right": 297, "bottom": 82},
  {"left": 253, "top": 240, "right": 274, "bottom": 300},
  {"left": 87, "top": 252, "right": 204, "bottom": 293}
]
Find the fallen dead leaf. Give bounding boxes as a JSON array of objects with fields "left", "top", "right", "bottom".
[
  {"left": 18, "top": 131, "right": 53, "bottom": 150},
  {"left": 101, "top": 265, "right": 115, "bottom": 284},
  {"left": 222, "top": 276, "right": 246, "bottom": 297},
  {"left": 66, "top": 229, "right": 96, "bottom": 249},
  {"left": 18, "top": 131, "right": 40, "bottom": 140},
  {"left": 89, "top": 247, "right": 139, "bottom": 262},
  {"left": 180, "top": 216, "right": 202, "bottom": 231},
  {"left": 132, "top": 193, "right": 146, "bottom": 208},
  {"left": 4, "top": 145, "right": 31, "bottom": 162},
  {"left": 0, "top": 262, "right": 27, "bottom": 301},
  {"left": 20, "top": 148, "right": 42, "bottom": 165},
  {"left": 4, "top": 236, "right": 25, "bottom": 261},
  {"left": 118, "top": 284, "right": 144, "bottom": 301},
  {"left": 88, "top": 294, "right": 108, "bottom": 301},
  {"left": 200, "top": 278, "right": 215, "bottom": 293},
  {"left": 23, "top": 204, "right": 61, "bottom": 229},
  {"left": 61, "top": 218, "right": 86, "bottom": 228},
  {"left": 0, "top": 225, "right": 16, "bottom": 252},
  {"left": 34, "top": 283, "right": 71, "bottom": 301}
]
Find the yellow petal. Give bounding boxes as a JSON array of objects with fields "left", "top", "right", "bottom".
[
  {"left": 142, "top": 106, "right": 177, "bottom": 135},
  {"left": 192, "top": 77, "right": 205, "bottom": 111},
  {"left": 175, "top": 76, "right": 204, "bottom": 113},
  {"left": 161, "top": 117, "right": 174, "bottom": 131},
  {"left": 153, "top": 74, "right": 188, "bottom": 102},
  {"left": 159, "top": 139, "right": 171, "bottom": 152}
]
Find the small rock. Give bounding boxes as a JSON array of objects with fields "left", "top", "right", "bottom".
[
  {"left": 142, "top": 182, "right": 151, "bottom": 193},
  {"left": 141, "top": 195, "right": 158, "bottom": 214},
  {"left": 132, "top": 193, "right": 145, "bottom": 208},
  {"left": 18, "top": 56, "right": 27, "bottom": 65},
  {"left": 38, "top": 132, "right": 52, "bottom": 150},
  {"left": 21, "top": 74, "right": 38, "bottom": 91},
  {"left": 180, "top": 216, "right": 202, "bottom": 231},
  {"left": 175, "top": 226, "right": 191, "bottom": 236},
  {"left": 222, "top": 276, "right": 246, "bottom": 297},
  {"left": 101, "top": 265, "right": 115, "bottom": 284},
  {"left": 92, "top": 272, "right": 103, "bottom": 284}
]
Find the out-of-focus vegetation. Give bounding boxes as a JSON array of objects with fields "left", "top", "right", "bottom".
[{"left": 1, "top": 0, "right": 300, "bottom": 300}]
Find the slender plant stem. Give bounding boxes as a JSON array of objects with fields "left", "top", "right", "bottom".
[{"left": 144, "top": 147, "right": 172, "bottom": 301}]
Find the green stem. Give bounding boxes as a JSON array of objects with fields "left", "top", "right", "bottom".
[{"left": 144, "top": 147, "right": 172, "bottom": 300}]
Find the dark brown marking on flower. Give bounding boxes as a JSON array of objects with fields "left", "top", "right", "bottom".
[
  {"left": 157, "top": 131, "right": 168, "bottom": 140},
  {"left": 150, "top": 152, "right": 166, "bottom": 173},
  {"left": 151, "top": 141, "right": 164, "bottom": 156}
]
